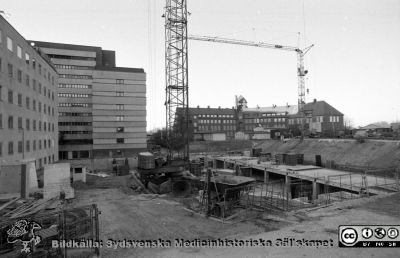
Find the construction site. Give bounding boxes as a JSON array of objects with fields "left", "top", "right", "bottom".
[{"left": 1, "top": 1, "right": 400, "bottom": 258}]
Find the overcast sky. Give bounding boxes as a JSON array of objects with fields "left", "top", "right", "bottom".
[{"left": 2, "top": 0, "right": 399, "bottom": 130}]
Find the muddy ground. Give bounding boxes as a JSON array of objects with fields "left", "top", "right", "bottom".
[{"left": 71, "top": 175, "right": 400, "bottom": 258}]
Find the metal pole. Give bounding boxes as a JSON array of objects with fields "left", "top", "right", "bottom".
[{"left": 206, "top": 168, "right": 211, "bottom": 217}]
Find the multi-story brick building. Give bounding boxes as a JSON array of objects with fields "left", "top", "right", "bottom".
[
  {"left": 176, "top": 97, "right": 344, "bottom": 141},
  {"left": 0, "top": 16, "right": 58, "bottom": 168},
  {"left": 29, "top": 41, "right": 147, "bottom": 162},
  {"left": 288, "top": 99, "right": 344, "bottom": 137}
]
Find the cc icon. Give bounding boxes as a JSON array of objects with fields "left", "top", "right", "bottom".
[{"left": 341, "top": 228, "right": 358, "bottom": 245}]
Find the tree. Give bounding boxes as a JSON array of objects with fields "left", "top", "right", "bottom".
[{"left": 343, "top": 116, "right": 355, "bottom": 135}]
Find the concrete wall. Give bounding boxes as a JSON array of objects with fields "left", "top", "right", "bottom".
[{"left": 0, "top": 165, "right": 21, "bottom": 194}]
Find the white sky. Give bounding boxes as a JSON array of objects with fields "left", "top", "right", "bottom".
[{"left": 2, "top": 0, "right": 400, "bottom": 130}]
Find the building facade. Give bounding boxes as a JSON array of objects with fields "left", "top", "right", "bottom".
[
  {"left": 176, "top": 97, "right": 344, "bottom": 141},
  {"left": 0, "top": 16, "right": 59, "bottom": 168},
  {"left": 29, "top": 41, "right": 147, "bottom": 161},
  {"left": 177, "top": 106, "right": 237, "bottom": 141},
  {"left": 238, "top": 105, "right": 298, "bottom": 139},
  {"left": 288, "top": 99, "right": 344, "bottom": 137}
]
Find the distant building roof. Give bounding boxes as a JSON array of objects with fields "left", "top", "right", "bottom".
[
  {"left": 176, "top": 107, "right": 236, "bottom": 116},
  {"left": 360, "top": 123, "right": 391, "bottom": 130},
  {"left": 291, "top": 100, "right": 343, "bottom": 117},
  {"left": 243, "top": 105, "right": 298, "bottom": 115}
]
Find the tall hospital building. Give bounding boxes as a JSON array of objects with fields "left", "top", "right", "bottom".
[
  {"left": 0, "top": 17, "right": 58, "bottom": 168},
  {"left": 30, "top": 41, "right": 147, "bottom": 163}
]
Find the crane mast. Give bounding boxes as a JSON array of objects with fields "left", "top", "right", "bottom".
[
  {"left": 187, "top": 35, "right": 313, "bottom": 116},
  {"left": 164, "top": 0, "right": 189, "bottom": 160}
]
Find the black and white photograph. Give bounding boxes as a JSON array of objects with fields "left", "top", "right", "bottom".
[{"left": 0, "top": 0, "right": 399, "bottom": 257}]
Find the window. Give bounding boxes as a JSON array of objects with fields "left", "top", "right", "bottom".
[
  {"left": 0, "top": 142, "right": 2, "bottom": 157},
  {"left": 25, "top": 53, "right": 30, "bottom": 65},
  {"left": 116, "top": 79, "right": 124, "bottom": 84},
  {"left": 0, "top": 85, "right": 2, "bottom": 100},
  {"left": 39, "top": 121, "right": 41, "bottom": 131},
  {"left": 8, "top": 116, "right": 13, "bottom": 129},
  {"left": 48, "top": 139, "right": 51, "bottom": 148},
  {"left": 32, "top": 58, "right": 36, "bottom": 69},
  {"left": 8, "top": 141, "right": 13, "bottom": 155},
  {"left": 44, "top": 122, "right": 46, "bottom": 131},
  {"left": 38, "top": 102, "right": 41, "bottom": 113},
  {"left": 0, "top": 57, "right": 2, "bottom": 72},
  {"left": 39, "top": 83, "right": 42, "bottom": 93},
  {"left": 44, "top": 139, "right": 46, "bottom": 149},
  {"left": 7, "top": 37, "right": 13, "bottom": 52},
  {"left": 33, "top": 120, "right": 36, "bottom": 131},
  {"left": 17, "top": 70, "right": 22, "bottom": 82},
  {"left": 43, "top": 87, "right": 46, "bottom": 96},
  {"left": 58, "top": 84, "right": 91, "bottom": 89},
  {"left": 8, "top": 63, "right": 13, "bottom": 77},
  {"left": 26, "top": 140, "right": 30, "bottom": 152},
  {"left": 17, "top": 94, "right": 22, "bottom": 106},
  {"left": 116, "top": 127, "right": 124, "bottom": 133},
  {"left": 18, "top": 117, "right": 22, "bottom": 129},
  {"left": 33, "top": 140, "right": 36, "bottom": 151},
  {"left": 117, "top": 138, "right": 124, "bottom": 144},
  {"left": 44, "top": 104, "right": 46, "bottom": 114},
  {"left": 8, "top": 90, "right": 13, "bottom": 103},
  {"left": 26, "top": 75, "right": 29, "bottom": 87},
  {"left": 38, "top": 64, "right": 41, "bottom": 75},
  {"left": 17, "top": 45, "right": 22, "bottom": 58},
  {"left": 116, "top": 116, "right": 124, "bottom": 121},
  {"left": 18, "top": 141, "right": 23, "bottom": 153},
  {"left": 33, "top": 79, "right": 36, "bottom": 91},
  {"left": 39, "top": 140, "right": 42, "bottom": 150},
  {"left": 26, "top": 119, "right": 30, "bottom": 130},
  {"left": 116, "top": 104, "right": 124, "bottom": 110},
  {"left": 33, "top": 99, "right": 36, "bottom": 111},
  {"left": 116, "top": 92, "right": 124, "bottom": 97},
  {"left": 26, "top": 97, "right": 30, "bottom": 109},
  {"left": 0, "top": 113, "right": 2, "bottom": 128}
]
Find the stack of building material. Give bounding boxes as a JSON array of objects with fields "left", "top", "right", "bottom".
[
  {"left": 286, "top": 154, "right": 298, "bottom": 166},
  {"left": 296, "top": 154, "right": 304, "bottom": 165},
  {"left": 138, "top": 152, "right": 155, "bottom": 169},
  {"left": 189, "top": 162, "right": 202, "bottom": 176}
]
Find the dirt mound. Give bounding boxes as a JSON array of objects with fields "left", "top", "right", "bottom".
[{"left": 256, "top": 138, "right": 400, "bottom": 169}]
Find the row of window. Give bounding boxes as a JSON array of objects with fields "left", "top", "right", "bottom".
[
  {"left": 0, "top": 139, "right": 54, "bottom": 156},
  {"left": 59, "top": 74, "right": 92, "bottom": 79},
  {"left": 54, "top": 64, "right": 92, "bottom": 70},
  {"left": 245, "top": 118, "right": 286, "bottom": 123},
  {"left": 0, "top": 114, "right": 55, "bottom": 132},
  {"left": 198, "top": 119, "right": 235, "bottom": 124},
  {"left": 60, "top": 131, "right": 91, "bottom": 134},
  {"left": 0, "top": 60, "right": 56, "bottom": 99},
  {"left": 58, "top": 93, "right": 90, "bottom": 98},
  {"left": 0, "top": 87, "right": 55, "bottom": 116},
  {"left": 47, "top": 54, "right": 95, "bottom": 61},
  {"left": 288, "top": 116, "right": 340, "bottom": 125},
  {"left": 1, "top": 33, "right": 55, "bottom": 85},
  {"left": 58, "top": 83, "right": 92, "bottom": 89},
  {"left": 59, "top": 112, "right": 92, "bottom": 117},
  {"left": 58, "top": 122, "right": 92, "bottom": 126},
  {"left": 196, "top": 114, "right": 234, "bottom": 118},
  {"left": 244, "top": 112, "right": 287, "bottom": 118},
  {"left": 59, "top": 103, "right": 91, "bottom": 108},
  {"left": 197, "top": 125, "right": 236, "bottom": 132}
]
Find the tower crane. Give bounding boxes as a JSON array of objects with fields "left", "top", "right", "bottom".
[{"left": 187, "top": 35, "right": 314, "bottom": 118}]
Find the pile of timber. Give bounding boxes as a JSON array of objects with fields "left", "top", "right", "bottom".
[{"left": 0, "top": 197, "right": 61, "bottom": 219}]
